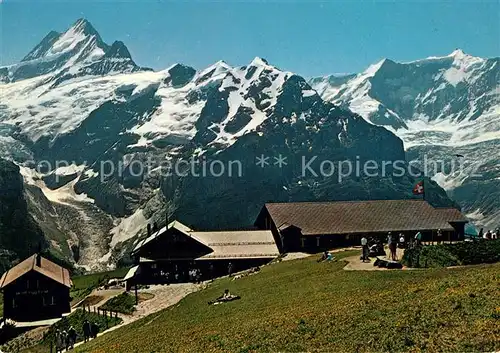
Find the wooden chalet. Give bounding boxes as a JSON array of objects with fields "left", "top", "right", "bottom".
[
  {"left": 0, "top": 254, "right": 72, "bottom": 322},
  {"left": 127, "top": 221, "right": 279, "bottom": 286},
  {"left": 255, "top": 200, "right": 468, "bottom": 252}
]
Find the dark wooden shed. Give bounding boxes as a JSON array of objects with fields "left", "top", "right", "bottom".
[{"left": 0, "top": 254, "right": 72, "bottom": 322}]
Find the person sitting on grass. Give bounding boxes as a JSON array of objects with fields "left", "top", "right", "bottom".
[
  {"left": 318, "top": 251, "right": 334, "bottom": 262},
  {"left": 318, "top": 251, "right": 328, "bottom": 262},
  {"left": 208, "top": 289, "right": 241, "bottom": 305}
]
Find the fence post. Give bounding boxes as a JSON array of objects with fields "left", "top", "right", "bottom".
[{"left": 94, "top": 306, "right": 96, "bottom": 314}]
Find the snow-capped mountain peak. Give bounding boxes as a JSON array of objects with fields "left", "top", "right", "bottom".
[
  {"left": 1, "top": 18, "right": 144, "bottom": 84},
  {"left": 449, "top": 48, "right": 467, "bottom": 58},
  {"left": 249, "top": 56, "right": 270, "bottom": 67},
  {"left": 21, "top": 18, "right": 106, "bottom": 65},
  {"left": 47, "top": 18, "right": 104, "bottom": 57}
]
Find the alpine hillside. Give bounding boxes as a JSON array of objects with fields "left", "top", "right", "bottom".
[{"left": 1, "top": 19, "right": 456, "bottom": 270}]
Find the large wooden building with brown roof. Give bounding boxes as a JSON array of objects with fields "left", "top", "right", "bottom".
[
  {"left": 128, "top": 221, "right": 280, "bottom": 286},
  {"left": 0, "top": 254, "right": 72, "bottom": 322},
  {"left": 255, "top": 200, "right": 468, "bottom": 252}
]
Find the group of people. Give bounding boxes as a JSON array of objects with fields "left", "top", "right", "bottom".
[
  {"left": 82, "top": 319, "right": 99, "bottom": 343},
  {"left": 156, "top": 262, "right": 236, "bottom": 284},
  {"left": 318, "top": 251, "right": 334, "bottom": 262},
  {"left": 54, "top": 326, "right": 77, "bottom": 352},
  {"left": 53, "top": 319, "right": 100, "bottom": 351},
  {"left": 188, "top": 268, "right": 203, "bottom": 283},
  {"left": 360, "top": 232, "right": 416, "bottom": 262},
  {"left": 479, "top": 228, "right": 499, "bottom": 240}
]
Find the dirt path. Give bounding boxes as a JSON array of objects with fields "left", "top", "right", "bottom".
[
  {"left": 343, "top": 246, "right": 405, "bottom": 271},
  {"left": 121, "top": 283, "right": 201, "bottom": 325},
  {"left": 72, "top": 283, "right": 202, "bottom": 349}
]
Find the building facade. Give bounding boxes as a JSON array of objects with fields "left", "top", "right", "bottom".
[
  {"left": 255, "top": 200, "right": 468, "bottom": 253},
  {"left": 0, "top": 254, "right": 72, "bottom": 322},
  {"left": 127, "top": 221, "right": 280, "bottom": 287}
]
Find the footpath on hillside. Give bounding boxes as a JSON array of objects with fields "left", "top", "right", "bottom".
[{"left": 73, "top": 283, "right": 201, "bottom": 349}]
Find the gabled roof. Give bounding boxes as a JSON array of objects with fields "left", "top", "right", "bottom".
[
  {"left": 132, "top": 220, "right": 192, "bottom": 254},
  {"left": 191, "top": 230, "right": 279, "bottom": 260},
  {"left": 263, "top": 200, "right": 467, "bottom": 235},
  {"left": 0, "top": 254, "right": 72, "bottom": 289},
  {"left": 132, "top": 219, "right": 279, "bottom": 261}
]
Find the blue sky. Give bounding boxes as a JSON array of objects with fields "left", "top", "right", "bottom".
[{"left": 1, "top": 1, "right": 499, "bottom": 76}]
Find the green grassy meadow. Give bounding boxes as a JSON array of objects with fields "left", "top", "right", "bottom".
[
  {"left": 72, "top": 252, "right": 500, "bottom": 353},
  {"left": 100, "top": 293, "right": 136, "bottom": 315},
  {"left": 71, "top": 268, "right": 130, "bottom": 305}
]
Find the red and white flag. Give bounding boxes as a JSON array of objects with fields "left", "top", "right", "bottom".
[{"left": 413, "top": 181, "right": 424, "bottom": 195}]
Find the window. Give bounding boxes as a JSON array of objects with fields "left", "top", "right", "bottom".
[
  {"left": 37, "top": 280, "right": 40, "bottom": 289},
  {"left": 43, "top": 296, "right": 47, "bottom": 307},
  {"left": 316, "top": 237, "right": 320, "bottom": 247},
  {"left": 12, "top": 298, "right": 16, "bottom": 308},
  {"left": 300, "top": 237, "right": 306, "bottom": 248},
  {"left": 50, "top": 296, "right": 56, "bottom": 306},
  {"left": 26, "top": 280, "right": 30, "bottom": 289}
]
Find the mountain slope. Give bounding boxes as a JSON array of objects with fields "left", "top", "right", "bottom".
[
  {"left": 0, "top": 19, "right": 458, "bottom": 269},
  {"left": 72, "top": 253, "right": 500, "bottom": 353},
  {"left": 310, "top": 50, "right": 500, "bottom": 228},
  {"left": 0, "top": 159, "right": 45, "bottom": 271}
]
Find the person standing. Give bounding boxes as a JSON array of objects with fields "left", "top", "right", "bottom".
[
  {"left": 62, "top": 330, "right": 69, "bottom": 352},
  {"left": 209, "top": 262, "right": 215, "bottom": 280},
  {"left": 55, "top": 329, "right": 63, "bottom": 353},
  {"left": 361, "top": 236, "right": 368, "bottom": 262},
  {"left": 68, "top": 326, "right": 77, "bottom": 349},
  {"left": 82, "top": 319, "right": 91, "bottom": 343},
  {"left": 387, "top": 232, "right": 393, "bottom": 260},
  {"left": 91, "top": 322, "right": 99, "bottom": 339},
  {"left": 227, "top": 262, "right": 234, "bottom": 277},
  {"left": 437, "top": 229, "right": 443, "bottom": 244},
  {"left": 399, "top": 233, "right": 406, "bottom": 248},
  {"left": 414, "top": 232, "right": 422, "bottom": 247}
]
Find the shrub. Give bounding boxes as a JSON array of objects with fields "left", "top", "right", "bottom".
[{"left": 402, "top": 239, "right": 500, "bottom": 268}]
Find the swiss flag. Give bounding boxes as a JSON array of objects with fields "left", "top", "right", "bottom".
[{"left": 413, "top": 181, "right": 424, "bottom": 195}]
